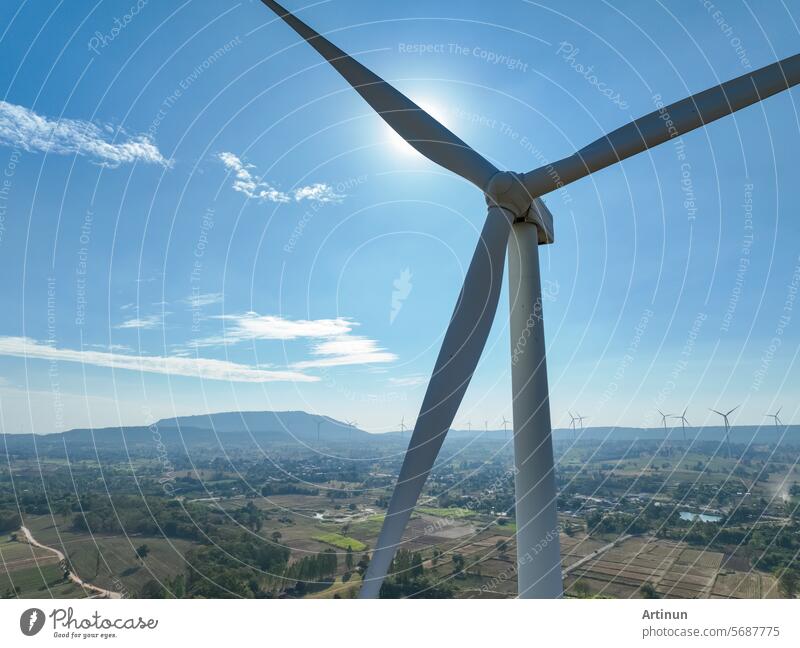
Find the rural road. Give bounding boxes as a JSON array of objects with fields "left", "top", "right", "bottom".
[
  {"left": 562, "top": 534, "right": 632, "bottom": 576},
  {"left": 19, "top": 526, "right": 121, "bottom": 599}
]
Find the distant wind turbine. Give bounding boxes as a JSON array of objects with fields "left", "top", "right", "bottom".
[
  {"left": 657, "top": 409, "right": 673, "bottom": 437},
  {"left": 671, "top": 408, "right": 690, "bottom": 442},
  {"left": 568, "top": 411, "right": 579, "bottom": 442},
  {"left": 346, "top": 420, "right": 357, "bottom": 443},
  {"left": 502, "top": 416, "right": 511, "bottom": 441},
  {"left": 576, "top": 413, "right": 588, "bottom": 436},
  {"left": 399, "top": 416, "right": 407, "bottom": 441},
  {"left": 710, "top": 406, "right": 739, "bottom": 458},
  {"left": 767, "top": 407, "right": 783, "bottom": 429}
]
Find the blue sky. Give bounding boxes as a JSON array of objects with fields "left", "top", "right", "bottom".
[{"left": 0, "top": 0, "right": 798, "bottom": 434}]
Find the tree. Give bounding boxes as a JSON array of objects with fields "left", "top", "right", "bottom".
[
  {"left": 271, "top": 531, "right": 282, "bottom": 544},
  {"left": 572, "top": 580, "right": 591, "bottom": 598},
  {"left": 779, "top": 570, "right": 798, "bottom": 598},
  {"left": 345, "top": 546, "right": 354, "bottom": 571},
  {"left": 432, "top": 548, "right": 441, "bottom": 566},
  {"left": 135, "top": 544, "right": 150, "bottom": 561},
  {"left": 640, "top": 582, "right": 660, "bottom": 599},
  {"left": 451, "top": 553, "right": 465, "bottom": 575}
]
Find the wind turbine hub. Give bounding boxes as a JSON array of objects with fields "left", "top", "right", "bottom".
[
  {"left": 485, "top": 171, "right": 529, "bottom": 216},
  {"left": 485, "top": 172, "right": 555, "bottom": 245}
]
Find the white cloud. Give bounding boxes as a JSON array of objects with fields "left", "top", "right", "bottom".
[
  {"left": 193, "top": 312, "right": 396, "bottom": 370},
  {"left": 388, "top": 375, "right": 428, "bottom": 388},
  {"left": 292, "top": 335, "right": 397, "bottom": 369},
  {"left": 116, "top": 315, "right": 163, "bottom": 330},
  {"left": 194, "top": 313, "right": 353, "bottom": 347},
  {"left": 218, "top": 152, "right": 343, "bottom": 203},
  {"left": 0, "top": 101, "right": 171, "bottom": 167},
  {"left": 0, "top": 336, "right": 315, "bottom": 383},
  {"left": 184, "top": 292, "right": 224, "bottom": 308}
]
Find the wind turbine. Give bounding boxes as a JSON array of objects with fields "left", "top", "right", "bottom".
[
  {"left": 767, "top": 407, "right": 783, "bottom": 430},
  {"left": 710, "top": 406, "right": 739, "bottom": 458},
  {"left": 399, "top": 416, "right": 407, "bottom": 441},
  {"left": 576, "top": 413, "right": 588, "bottom": 435},
  {"left": 259, "top": 0, "right": 800, "bottom": 599},
  {"left": 671, "top": 408, "right": 690, "bottom": 442},
  {"left": 502, "top": 416, "right": 511, "bottom": 441},
  {"left": 568, "top": 411, "right": 579, "bottom": 442},
  {"left": 657, "top": 409, "right": 672, "bottom": 436},
  {"left": 345, "top": 420, "right": 357, "bottom": 443}
]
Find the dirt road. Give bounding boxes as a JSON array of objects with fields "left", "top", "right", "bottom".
[{"left": 19, "top": 526, "right": 121, "bottom": 599}]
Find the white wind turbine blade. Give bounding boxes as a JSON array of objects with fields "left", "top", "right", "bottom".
[
  {"left": 260, "top": 0, "right": 499, "bottom": 190},
  {"left": 359, "top": 205, "right": 514, "bottom": 598},
  {"left": 523, "top": 54, "right": 800, "bottom": 197}
]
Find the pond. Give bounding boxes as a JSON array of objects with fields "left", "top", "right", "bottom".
[{"left": 679, "top": 511, "right": 722, "bottom": 523}]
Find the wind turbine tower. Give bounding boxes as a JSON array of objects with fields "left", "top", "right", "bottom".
[
  {"left": 671, "top": 408, "right": 690, "bottom": 442},
  {"left": 710, "top": 406, "right": 739, "bottom": 458}
]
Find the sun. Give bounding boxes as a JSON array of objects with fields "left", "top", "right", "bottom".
[{"left": 383, "top": 98, "right": 454, "bottom": 156}]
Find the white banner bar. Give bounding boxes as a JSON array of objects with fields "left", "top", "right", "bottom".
[{"left": 1, "top": 599, "right": 797, "bottom": 647}]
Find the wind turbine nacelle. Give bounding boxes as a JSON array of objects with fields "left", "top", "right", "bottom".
[{"left": 523, "top": 198, "right": 555, "bottom": 245}]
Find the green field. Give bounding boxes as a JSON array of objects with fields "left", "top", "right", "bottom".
[
  {"left": 1, "top": 562, "right": 86, "bottom": 598},
  {"left": 311, "top": 533, "right": 367, "bottom": 551},
  {"left": 22, "top": 516, "right": 195, "bottom": 596}
]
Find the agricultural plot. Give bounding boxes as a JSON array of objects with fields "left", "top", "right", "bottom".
[
  {"left": 20, "top": 515, "right": 196, "bottom": 596},
  {"left": 565, "top": 536, "right": 725, "bottom": 599}
]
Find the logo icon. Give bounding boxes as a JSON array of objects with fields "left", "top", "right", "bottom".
[
  {"left": 20, "top": 608, "right": 45, "bottom": 636},
  {"left": 390, "top": 268, "right": 413, "bottom": 324}
]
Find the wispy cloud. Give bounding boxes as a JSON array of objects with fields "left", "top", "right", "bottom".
[
  {"left": 184, "top": 292, "right": 224, "bottom": 308},
  {"left": 218, "top": 152, "right": 343, "bottom": 203},
  {"left": 0, "top": 336, "right": 315, "bottom": 383},
  {"left": 292, "top": 335, "right": 397, "bottom": 369},
  {"left": 115, "top": 314, "right": 163, "bottom": 330},
  {"left": 0, "top": 101, "right": 170, "bottom": 167},
  {"left": 193, "top": 313, "right": 396, "bottom": 370},
  {"left": 388, "top": 375, "right": 428, "bottom": 388}
]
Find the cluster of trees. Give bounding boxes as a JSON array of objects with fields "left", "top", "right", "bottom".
[
  {"left": 70, "top": 496, "right": 223, "bottom": 541},
  {"left": 379, "top": 549, "right": 453, "bottom": 599},
  {"left": 282, "top": 548, "right": 337, "bottom": 594},
  {"left": 260, "top": 482, "right": 319, "bottom": 496},
  {"left": 183, "top": 533, "right": 291, "bottom": 598},
  {"left": 0, "top": 509, "right": 21, "bottom": 533}
]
